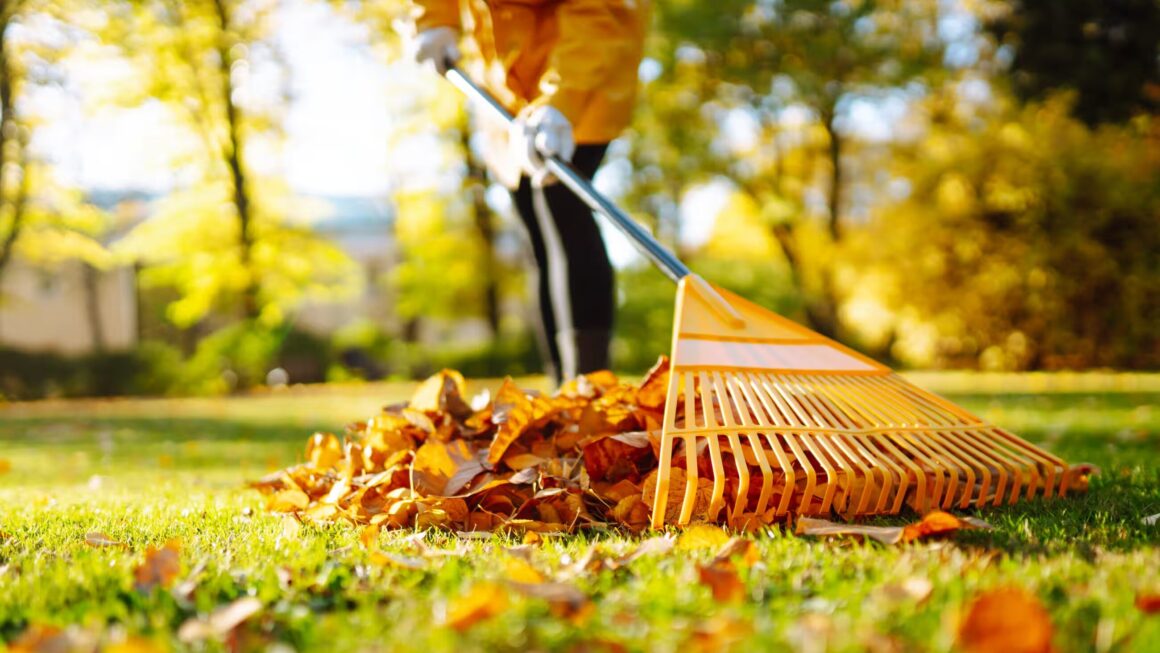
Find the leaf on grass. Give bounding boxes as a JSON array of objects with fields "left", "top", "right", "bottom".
[
  {"left": 879, "top": 576, "right": 934, "bottom": 603},
  {"left": 503, "top": 555, "right": 545, "bottom": 584},
  {"left": 1142, "top": 513, "right": 1159, "bottom": 526},
  {"left": 266, "top": 489, "right": 309, "bottom": 513},
  {"left": 441, "top": 582, "right": 509, "bottom": 631},
  {"left": 0, "top": 458, "right": 11, "bottom": 475},
  {"left": 712, "top": 538, "right": 759, "bottom": 567},
  {"left": 697, "top": 561, "right": 745, "bottom": 602},
  {"left": 178, "top": 597, "right": 263, "bottom": 643},
  {"left": 1136, "top": 593, "right": 1160, "bottom": 614},
  {"left": 84, "top": 532, "right": 125, "bottom": 548},
  {"left": 368, "top": 551, "right": 427, "bottom": 569},
  {"left": 678, "top": 524, "right": 731, "bottom": 550},
  {"left": 9, "top": 625, "right": 97, "bottom": 653},
  {"left": 958, "top": 587, "right": 1054, "bottom": 653},
  {"left": 797, "top": 511, "right": 990, "bottom": 545},
  {"left": 618, "top": 535, "right": 675, "bottom": 565},
  {"left": 134, "top": 540, "right": 181, "bottom": 593},
  {"left": 410, "top": 439, "right": 483, "bottom": 497},
  {"left": 510, "top": 581, "right": 594, "bottom": 623}
]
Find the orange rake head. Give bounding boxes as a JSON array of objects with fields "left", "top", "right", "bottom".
[{"left": 648, "top": 276, "right": 1078, "bottom": 529}]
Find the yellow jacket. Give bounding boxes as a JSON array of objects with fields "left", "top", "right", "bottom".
[{"left": 412, "top": 0, "right": 650, "bottom": 144}]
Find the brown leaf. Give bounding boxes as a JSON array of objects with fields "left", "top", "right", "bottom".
[
  {"left": 84, "top": 532, "right": 124, "bottom": 548},
  {"left": 177, "top": 597, "right": 263, "bottom": 643},
  {"left": 134, "top": 540, "right": 181, "bottom": 593},
  {"left": 9, "top": 625, "right": 97, "bottom": 653},
  {"left": 901, "top": 511, "right": 982, "bottom": 542},
  {"left": 1137, "top": 593, "right": 1160, "bottom": 614},
  {"left": 697, "top": 560, "right": 746, "bottom": 602},
  {"left": 958, "top": 587, "right": 1054, "bottom": 653},
  {"left": 879, "top": 577, "right": 934, "bottom": 604},
  {"left": 442, "top": 582, "right": 509, "bottom": 631}
]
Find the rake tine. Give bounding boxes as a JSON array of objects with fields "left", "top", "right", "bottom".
[
  {"left": 699, "top": 372, "right": 729, "bottom": 522},
  {"left": 679, "top": 373, "right": 700, "bottom": 525}
]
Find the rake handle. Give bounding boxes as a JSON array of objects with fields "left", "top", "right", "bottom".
[{"left": 444, "top": 66, "right": 692, "bottom": 284}]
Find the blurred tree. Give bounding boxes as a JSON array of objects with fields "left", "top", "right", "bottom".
[
  {"left": 103, "top": 0, "right": 360, "bottom": 328},
  {"left": 1, "top": 0, "right": 116, "bottom": 352},
  {"left": 986, "top": 0, "right": 1160, "bottom": 125},
  {"left": 0, "top": 0, "right": 34, "bottom": 282},
  {"left": 644, "top": 0, "right": 945, "bottom": 341},
  {"left": 864, "top": 92, "right": 1160, "bottom": 369}
]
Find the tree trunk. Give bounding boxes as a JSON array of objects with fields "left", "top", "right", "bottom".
[
  {"left": 82, "top": 263, "right": 106, "bottom": 353},
  {"left": 461, "top": 119, "right": 500, "bottom": 336},
  {"left": 822, "top": 108, "right": 843, "bottom": 241},
  {"left": 211, "top": 0, "right": 258, "bottom": 320},
  {"left": 0, "top": 11, "right": 20, "bottom": 280}
]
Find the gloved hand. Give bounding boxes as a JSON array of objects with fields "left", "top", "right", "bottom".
[
  {"left": 511, "top": 105, "right": 576, "bottom": 184},
  {"left": 407, "top": 27, "right": 459, "bottom": 75}
]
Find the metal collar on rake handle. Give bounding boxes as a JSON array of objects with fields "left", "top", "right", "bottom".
[
  {"left": 444, "top": 66, "right": 745, "bottom": 329},
  {"left": 444, "top": 65, "right": 1075, "bottom": 530}
]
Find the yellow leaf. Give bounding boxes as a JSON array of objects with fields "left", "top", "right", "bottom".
[
  {"left": 267, "top": 489, "right": 309, "bottom": 513},
  {"left": 503, "top": 556, "right": 545, "bottom": 584},
  {"left": 0, "top": 459, "right": 10, "bottom": 474},
  {"left": 442, "top": 582, "right": 508, "bottom": 631},
  {"left": 678, "top": 524, "right": 731, "bottom": 550}
]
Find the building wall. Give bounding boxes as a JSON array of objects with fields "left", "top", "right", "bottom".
[{"left": 0, "top": 261, "right": 138, "bottom": 354}]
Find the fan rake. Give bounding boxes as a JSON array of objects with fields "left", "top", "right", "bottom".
[{"left": 443, "top": 66, "right": 1077, "bottom": 529}]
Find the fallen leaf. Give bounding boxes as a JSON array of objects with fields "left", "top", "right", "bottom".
[
  {"left": 678, "top": 524, "right": 731, "bottom": 550},
  {"left": 442, "top": 582, "right": 509, "bottom": 631},
  {"left": 9, "top": 625, "right": 97, "bottom": 653},
  {"left": 266, "top": 489, "right": 309, "bottom": 513},
  {"left": 410, "top": 439, "right": 483, "bottom": 497},
  {"left": 798, "top": 511, "right": 991, "bottom": 545},
  {"left": 178, "top": 596, "right": 263, "bottom": 643},
  {"left": 0, "top": 458, "right": 10, "bottom": 474},
  {"left": 84, "top": 532, "right": 124, "bottom": 548},
  {"left": 1136, "top": 593, "right": 1160, "bottom": 614},
  {"left": 134, "top": 540, "right": 181, "bottom": 593},
  {"left": 697, "top": 561, "right": 745, "bottom": 602},
  {"left": 1143, "top": 513, "right": 1159, "bottom": 526},
  {"left": 958, "top": 587, "right": 1054, "bottom": 653},
  {"left": 510, "top": 581, "right": 593, "bottom": 623},
  {"left": 879, "top": 576, "right": 934, "bottom": 603},
  {"left": 712, "top": 537, "right": 759, "bottom": 567},
  {"left": 504, "top": 555, "right": 545, "bottom": 584},
  {"left": 306, "top": 432, "right": 343, "bottom": 469}
]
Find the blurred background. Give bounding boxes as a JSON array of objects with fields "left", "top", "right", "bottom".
[{"left": 0, "top": 0, "right": 1156, "bottom": 399}]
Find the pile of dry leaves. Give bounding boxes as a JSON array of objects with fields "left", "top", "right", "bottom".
[{"left": 252, "top": 358, "right": 676, "bottom": 533}]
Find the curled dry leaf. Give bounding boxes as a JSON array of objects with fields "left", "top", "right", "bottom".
[
  {"left": 958, "top": 587, "right": 1054, "bottom": 653},
  {"left": 442, "top": 582, "right": 509, "bottom": 632},
  {"left": 177, "top": 597, "right": 263, "bottom": 643},
  {"left": 84, "top": 532, "right": 124, "bottom": 548},
  {"left": 134, "top": 540, "right": 181, "bottom": 593}
]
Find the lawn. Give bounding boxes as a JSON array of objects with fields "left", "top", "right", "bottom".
[{"left": 0, "top": 374, "right": 1157, "bottom": 652}]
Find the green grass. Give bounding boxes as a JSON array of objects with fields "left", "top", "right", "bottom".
[{"left": 0, "top": 375, "right": 1157, "bottom": 652}]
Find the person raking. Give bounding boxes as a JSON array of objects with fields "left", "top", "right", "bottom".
[{"left": 406, "top": 0, "right": 650, "bottom": 385}]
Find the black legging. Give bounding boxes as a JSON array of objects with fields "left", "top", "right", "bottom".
[{"left": 511, "top": 144, "right": 613, "bottom": 385}]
